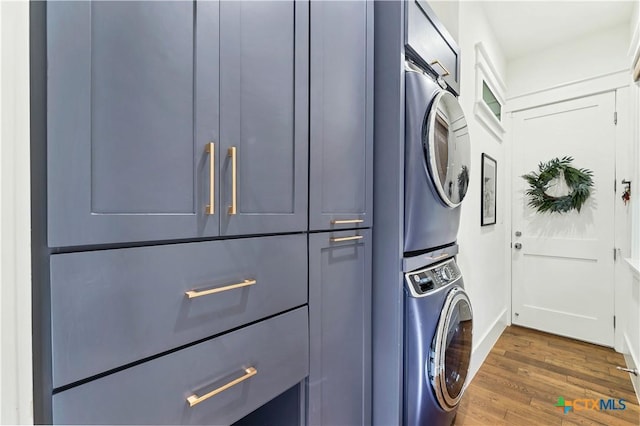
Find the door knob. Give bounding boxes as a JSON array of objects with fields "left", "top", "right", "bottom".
[{"left": 514, "top": 243, "right": 522, "bottom": 250}]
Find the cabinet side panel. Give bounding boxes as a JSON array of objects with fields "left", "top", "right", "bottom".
[{"left": 31, "top": 1, "right": 53, "bottom": 422}]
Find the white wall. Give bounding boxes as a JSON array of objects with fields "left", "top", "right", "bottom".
[
  {"left": 428, "top": 0, "right": 459, "bottom": 42},
  {"left": 626, "top": 269, "right": 640, "bottom": 399},
  {"left": 455, "top": 1, "right": 509, "bottom": 379},
  {"left": 630, "top": 1, "right": 640, "bottom": 261},
  {"left": 0, "top": 1, "right": 33, "bottom": 424},
  {"left": 507, "top": 24, "right": 630, "bottom": 98}
]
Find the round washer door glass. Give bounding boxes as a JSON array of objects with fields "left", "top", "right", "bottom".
[
  {"left": 423, "top": 91, "right": 471, "bottom": 207},
  {"left": 431, "top": 287, "right": 473, "bottom": 411}
]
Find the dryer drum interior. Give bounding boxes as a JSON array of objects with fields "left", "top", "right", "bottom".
[
  {"left": 422, "top": 91, "right": 471, "bottom": 208},
  {"left": 430, "top": 287, "right": 473, "bottom": 411}
]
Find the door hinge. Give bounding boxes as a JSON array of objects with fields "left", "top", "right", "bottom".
[
  {"left": 614, "top": 316, "right": 616, "bottom": 329},
  {"left": 614, "top": 111, "right": 618, "bottom": 125},
  {"left": 614, "top": 247, "right": 617, "bottom": 261}
]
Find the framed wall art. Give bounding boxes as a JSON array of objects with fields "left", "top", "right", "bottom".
[{"left": 481, "top": 153, "right": 497, "bottom": 226}]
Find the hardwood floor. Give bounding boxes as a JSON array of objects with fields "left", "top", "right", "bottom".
[{"left": 454, "top": 326, "right": 640, "bottom": 425}]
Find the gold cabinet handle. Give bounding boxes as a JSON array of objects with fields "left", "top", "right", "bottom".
[
  {"left": 228, "top": 147, "right": 237, "bottom": 215},
  {"left": 430, "top": 59, "right": 450, "bottom": 77},
  {"left": 187, "top": 367, "right": 257, "bottom": 408},
  {"left": 331, "top": 219, "right": 364, "bottom": 225},
  {"left": 205, "top": 143, "right": 215, "bottom": 215},
  {"left": 185, "top": 279, "right": 256, "bottom": 299},
  {"left": 330, "top": 235, "right": 364, "bottom": 243},
  {"left": 429, "top": 253, "right": 449, "bottom": 261}
]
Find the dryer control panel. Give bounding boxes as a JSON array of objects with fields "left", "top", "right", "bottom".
[{"left": 405, "top": 258, "right": 461, "bottom": 297}]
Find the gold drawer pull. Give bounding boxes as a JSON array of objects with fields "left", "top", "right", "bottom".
[
  {"left": 187, "top": 367, "right": 257, "bottom": 407},
  {"left": 331, "top": 219, "right": 364, "bottom": 225},
  {"left": 330, "top": 235, "right": 363, "bottom": 243},
  {"left": 430, "top": 59, "right": 450, "bottom": 77},
  {"left": 185, "top": 279, "right": 256, "bottom": 299},
  {"left": 228, "top": 146, "right": 237, "bottom": 215},
  {"left": 205, "top": 142, "right": 215, "bottom": 215}
]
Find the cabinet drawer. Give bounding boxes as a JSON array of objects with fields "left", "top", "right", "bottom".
[
  {"left": 52, "top": 307, "right": 309, "bottom": 425},
  {"left": 405, "top": 0, "right": 460, "bottom": 94},
  {"left": 50, "top": 234, "right": 307, "bottom": 388}
]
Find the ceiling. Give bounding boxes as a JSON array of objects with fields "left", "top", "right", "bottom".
[{"left": 481, "top": 1, "right": 636, "bottom": 59}]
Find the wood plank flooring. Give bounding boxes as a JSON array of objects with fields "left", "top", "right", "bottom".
[{"left": 454, "top": 326, "right": 640, "bottom": 425}]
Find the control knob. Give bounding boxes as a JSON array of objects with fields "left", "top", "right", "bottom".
[{"left": 440, "top": 266, "right": 452, "bottom": 281}]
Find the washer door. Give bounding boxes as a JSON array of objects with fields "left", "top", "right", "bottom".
[
  {"left": 430, "top": 286, "right": 473, "bottom": 411},
  {"left": 423, "top": 91, "right": 471, "bottom": 207}
]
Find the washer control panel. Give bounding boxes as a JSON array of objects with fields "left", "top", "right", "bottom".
[{"left": 405, "top": 258, "right": 461, "bottom": 297}]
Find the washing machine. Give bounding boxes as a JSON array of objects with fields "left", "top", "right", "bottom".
[
  {"left": 404, "top": 66, "right": 471, "bottom": 254},
  {"left": 404, "top": 253, "right": 473, "bottom": 426}
]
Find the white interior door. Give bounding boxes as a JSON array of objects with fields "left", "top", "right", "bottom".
[{"left": 511, "top": 91, "right": 616, "bottom": 347}]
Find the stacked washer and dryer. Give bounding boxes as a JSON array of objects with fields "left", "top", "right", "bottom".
[{"left": 373, "top": 2, "right": 473, "bottom": 425}]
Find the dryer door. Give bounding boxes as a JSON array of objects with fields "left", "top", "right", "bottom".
[
  {"left": 430, "top": 286, "right": 472, "bottom": 411},
  {"left": 423, "top": 91, "right": 470, "bottom": 207}
]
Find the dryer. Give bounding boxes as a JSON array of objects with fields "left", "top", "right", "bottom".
[{"left": 404, "top": 68, "right": 471, "bottom": 254}]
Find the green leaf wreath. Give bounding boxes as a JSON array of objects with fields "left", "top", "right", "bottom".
[{"left": 521, "top": 156, "right": 594, "bottom": 213}]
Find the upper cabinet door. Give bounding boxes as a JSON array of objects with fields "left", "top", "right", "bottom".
[
  {"left": 47, "top": 1, "right": 220, "bottom": 247},
  {"left": 219, "top": 1, "right": 309, "bottom": 236},
  {"left": 406, "top": 0, "right": 461, "bottom": 95},
  {"left": 309, "top": 0, "right": 373, "bottom": 231}
]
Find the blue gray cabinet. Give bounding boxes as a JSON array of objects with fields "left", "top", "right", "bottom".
[
  {"left": 50, "top": 234, "right": 307, "bottom": 388},
  {"left": 47, "top": 1, "right": 308, "bottom": 247},
  {"left": 52, "top": 308, "right": 309, "bottom": 425},
  {"left": 309, "top": 0, "right": 373, "bottom": 231},
  {"left": 406, "top": 0, "right": 461, "bottom": 94},
  {"left": 219, "top": 1, "right": 309, "bottom": 236},
  {"left": 308, "top": 230, "right": 372, "bottom": 426}
]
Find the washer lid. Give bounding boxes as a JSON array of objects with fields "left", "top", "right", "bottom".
[{"left": 423, "top": 91, "right": 470, "bottom": 207}]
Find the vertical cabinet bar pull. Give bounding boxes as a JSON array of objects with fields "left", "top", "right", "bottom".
[
  {"left": 205, "top": 143, "right": 215, "bottom": 215},
  {"left": 330, "top": 235, "right": 364, "bottom": 243},
  {"left": 185, "top": 279, "right": 256, "bottom": 299},
  {"left": 331, "top": 219, "right": 364, "bottom": 225},
  {"left": 228, "top": 147, "right": 237, "bottom": 215},
  {"left": 187, "top": 367, "right": 257, "bottom": 407}
]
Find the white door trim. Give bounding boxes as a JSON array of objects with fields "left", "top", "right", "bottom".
[
  {"left": 0, "top": 1, "right": 33, "bottom": 424},
  {"left": 505, "top": 70, "right": 628, "bottom": 113},
  {"left": 613, "top": 87, "right": 633, "bottom": 354}
]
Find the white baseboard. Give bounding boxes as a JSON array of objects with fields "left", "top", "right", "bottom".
[
  {"left": 468, "top": 309, "right": 508, "bottom": 382},
  {"left": 623, "top": 333, "right": 640, "bottom": 403}
]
